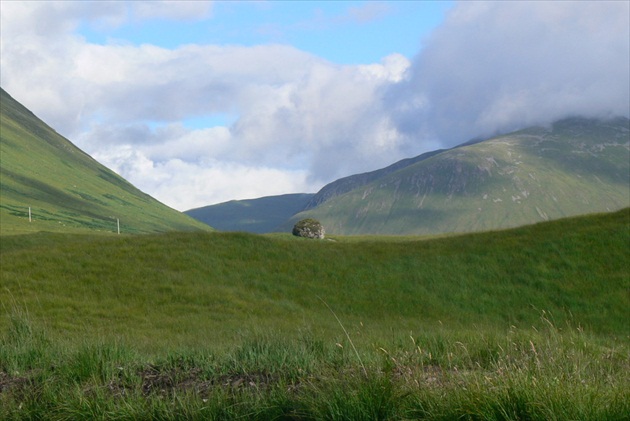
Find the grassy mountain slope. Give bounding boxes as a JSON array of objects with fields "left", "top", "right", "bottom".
[
  {"left": 290, "top": 117, "right": 629, "bottom": 235},
  {"left": 186, "top": 193, "right": 313, "bottom": 233},
  {"left": 1, "top": 208, "right": 627, "bottom": 350},
  {"left": 302, "top": 149, "right": 446, "bottom": 210},
  {"left": 0, "top": 88, "right": 211, "bottom": 235}
]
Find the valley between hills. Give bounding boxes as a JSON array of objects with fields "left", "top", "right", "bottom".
[
  {"left": 188, "top": 117, "right": 629, "bottom": 236},
  {"left": 1, "top": 88, "right": 628, "bottom": 418}
]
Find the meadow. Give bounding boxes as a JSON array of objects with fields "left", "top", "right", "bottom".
[{"left": 1, "top": 209, "right": 628, "bottom": 419}]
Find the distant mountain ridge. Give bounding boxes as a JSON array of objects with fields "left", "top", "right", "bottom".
[
  {"left": 0, "top": 87, "right": 211, "bottom": 234},
  {"left": 285, "top": 116, "right": 629, "bottom": 235},
  {"left": 185, "top": 193, "right": 313, "bottom": 233}
]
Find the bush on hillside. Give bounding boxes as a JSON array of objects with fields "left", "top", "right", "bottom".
[{"left": 292, "top": 218, "right": 325, "bottom": 239}]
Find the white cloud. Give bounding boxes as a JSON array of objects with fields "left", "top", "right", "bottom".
[
  {"left": 344, "top": 2, "right": 391, "bottom": 24},
  {"left": 2, "top": 1, "right": 628, "bottom": 212},
  {"left": 93, "top": 146, "right": 314, "bottom": 210},
  {"left": 131, "top": 1, "right": 212, "bottom": 21},
  {"left": 358, "top": 53, "right": 410, "bottom": 83},
  {"left": 2, "top": 2, "right": 410, "bottom": 210}
]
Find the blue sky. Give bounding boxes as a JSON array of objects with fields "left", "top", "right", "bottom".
[
  {"left": 79, "top": 1, "right": 453, "bottom": 64},
  {"left": 1, "top": 1, "right": 628, "bottom": 210},
  {"left": 73, "top": 1, "right": 453, "bottom": 131}
]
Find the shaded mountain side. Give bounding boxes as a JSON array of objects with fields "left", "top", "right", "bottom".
[
  {"left": 284, "top": 117, "right": 629, "bottom": 235},
  {"left": 0, "top": 87, "right": 212, "bottom": 234},
  {"left": 303, "top": 138, "right": 489, "bottom": 211},
  {"left": 186, "top": 193, "right": 313, "bottom": 233},
  {"left": 303, "top": 149, "right": 446, "bottom": 210}
]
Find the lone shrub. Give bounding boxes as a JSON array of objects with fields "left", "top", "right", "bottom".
[{"left": 292, "top": 218, "right": 325, "bottom": 239}]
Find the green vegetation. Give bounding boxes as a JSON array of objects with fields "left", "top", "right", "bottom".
[
  {"left": 289, "top": 117, "right": 630, "bottom": 235},
  {"left": 1, "top": 209, "right": 628, "bottom": 419},
  {"left": 2, "top": 311, "right": 627, "bottom": 420},
  {"left": 0, "top": 88, "right": 211, "bottom": 235}
]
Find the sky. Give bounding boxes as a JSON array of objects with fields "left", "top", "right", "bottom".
[{"left": 1, "top": 1, "right": 628, "bottom": 211}]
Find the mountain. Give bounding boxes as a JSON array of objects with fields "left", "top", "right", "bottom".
[
  {"left": 302, "top": 149, "right": 446, "bottom": 211},
  {"left": 302, "top": 139, "right": 491, "bottom": 212},
  {"left": 0, "top": 88, "right": 211, "bottom": 235},
  {"left": 185, "top": 193, "right": 313, "bottom": 233},
  {"left": 286, "top": 117, "right": 630, "bottom": 235}
]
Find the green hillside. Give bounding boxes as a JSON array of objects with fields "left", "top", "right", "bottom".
[
  {"left": 290, "top": 117, "right": 630, "bottom": 235},
  {"left": 0, "top": 88, "right": 211, "bottom": 234},
  {"left": 302, "top": 148, "right": 446, "bottom": 210},
  {"left": 186, "top": 193, "right": 313, "bottom": 233},
  {"left": 1, "top": 208, "right": 627, "bottom": 348}
]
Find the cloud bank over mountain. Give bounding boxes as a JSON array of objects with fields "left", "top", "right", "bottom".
[
  {"left": 1, "top": 1, "right": 628, "bottom": 210},
  {"left": 387, "top": 1, "right": 630, "bottom": 145}
]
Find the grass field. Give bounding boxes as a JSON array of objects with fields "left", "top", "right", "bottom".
[{"left": 1, "top": 209, "right": 629, "bottom": 419}]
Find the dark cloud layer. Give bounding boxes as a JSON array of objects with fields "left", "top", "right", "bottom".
[{"left": 388, "top": 1, "right": 630, "bottom": 147}]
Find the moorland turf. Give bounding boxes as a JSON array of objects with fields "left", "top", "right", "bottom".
[{"left": 1, "top": 209, "right": 628, "bottom": 419}]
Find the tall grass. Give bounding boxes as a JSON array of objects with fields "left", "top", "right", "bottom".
[{"left": 1, "top": 309, "right": 627, "bottom": 420}]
